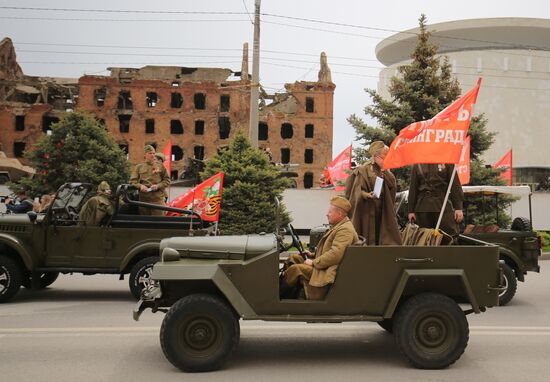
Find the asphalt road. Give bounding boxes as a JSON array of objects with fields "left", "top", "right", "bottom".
[{"left": 1, "top": 262, "right": 549, "bottom": 382}]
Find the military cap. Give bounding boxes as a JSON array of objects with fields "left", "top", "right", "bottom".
[
  {"left": 144, "top": 145, "right": 156, "bottom": 154},
  {"left": 330, "top": 196, "right": 352, "bottom": 213},
  {"left": 97, "top": 181, "right": 111, "bottom": 193},
  {"left": 155, "top": 152, "right": 165, "bottom": 162},
  {"left": 367, "top": 141, "right": 386, "bottom": 157}
]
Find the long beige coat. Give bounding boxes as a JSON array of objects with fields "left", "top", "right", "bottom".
[{"left": 309, "top": 217, "right": 358, "bottom": 288}]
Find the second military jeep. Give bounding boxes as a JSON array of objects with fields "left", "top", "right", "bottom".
[{"left": 134, "top": 224, "right": 502, "bottom": 372}]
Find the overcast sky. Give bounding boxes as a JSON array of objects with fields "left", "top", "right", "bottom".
[{"left": 1, "top": 0, "right": 549, "bottom": 157}]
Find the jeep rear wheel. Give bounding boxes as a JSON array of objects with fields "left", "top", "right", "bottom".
[
  {"left": 0, "top": 255, "right": 23, "bottom": 303},
  {"left": 160, "top": 293, "right": 240, "bottom": 372},
  {"left": 22, "top": 272, "right": 59, "bottom": 289},
  {"left": 499, "top": 263, "right": 517, "bottom": 306},
  {"left": 394, "top": 293, "right": 468, "bottom": 369},
  {"left": 129, "top": 256, "right": 157, "bottom": 300}
]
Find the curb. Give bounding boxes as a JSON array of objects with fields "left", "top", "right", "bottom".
[{"left": 541, "top": 252, "right": 550, "bottom": 261}]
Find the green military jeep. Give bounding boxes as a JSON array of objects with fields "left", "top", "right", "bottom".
[
  {"left": 0, "top": 183, "right": 212, "bottom": 302},
  {"left": 394, "top": 185, "right": 541, "bottom": 305},
  {"left": 134, "top": 224, "right": 502, "bottom": 372}
]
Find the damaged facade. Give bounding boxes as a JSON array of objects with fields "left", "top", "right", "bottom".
[{"left": 0, "top": 37, "right": 335, "bottom": 188}]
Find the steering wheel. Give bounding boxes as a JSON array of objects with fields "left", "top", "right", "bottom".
[{"left": 287, "top": 224, "right": 305, "bottom": 254}]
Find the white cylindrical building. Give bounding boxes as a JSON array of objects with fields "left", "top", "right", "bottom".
[{"left": 376, "top": 18, "right": 550, "bottom": 190}]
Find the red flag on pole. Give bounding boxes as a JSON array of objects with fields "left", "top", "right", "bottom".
[
  {"left": 167, "top": 172, "right": 224, "bottom": 222},
  {"left": 383, "top": 79, "right": 482, "bottom": 169},
  {"left": 493, "top": 149, "right": 512, "bottom": 186},
  {"left": 161, "top": 140, "right": 172, "bottom": 175},
  {"left": 457, "top": 136, "right": 471, "bottom": 185},
  {"left": 327, "top": 145, "right": 352, "bottom": 191}
]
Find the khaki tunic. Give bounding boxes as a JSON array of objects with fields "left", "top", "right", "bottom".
[
  {"left": 130, "top": 161, "right": 170, "bottom": 216},
  {"left": 79, "top": 194, "right": 114, "bottom": 226},
  {"left": 345, "top": 160, "right": 402, "bottom": 245},
  {"left": 284, "top": 217, "right": 358, "bottom": 300},
  {"left": 408, "top": 164, "right": 464, "bottom": 236}
]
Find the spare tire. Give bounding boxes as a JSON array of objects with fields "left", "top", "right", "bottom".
[{"left": 511, "top": 217, "right": 531, "bottom": 232}]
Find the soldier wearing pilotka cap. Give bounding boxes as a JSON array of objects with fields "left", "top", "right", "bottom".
[
  {"left": 129, "top": 145, "right": 170, "bottom": 216},
  {"left": 280, "top": 196, "right": 358, "bottom": 300}
]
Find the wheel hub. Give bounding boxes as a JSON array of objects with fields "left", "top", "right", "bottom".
[
  {"left": 0, "top": 268, "right": 8, "bottom": 293},
  {"left": 417, "top": 317, "right": 448, "bottom": 348},
  {"left": 184, "top": 318, "right": 217, "bottom": 351}
]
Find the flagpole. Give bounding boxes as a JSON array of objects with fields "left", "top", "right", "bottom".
[
  {"left": 434, "top": 165, "right": 457, "bottom": 236},
  {"left": 189, "top": 188, "right": 195, "bottom": 235}
]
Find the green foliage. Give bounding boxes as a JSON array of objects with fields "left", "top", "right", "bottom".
[
  {"left": 12, "top": 112, "right": 130, "bottom": 195},
  {"left": 349, "top": 14, "right": 511, "bottom": 225},
  {"left": 201, "top": 131, "right": 290, "bottom": 235},
  {"left": 538, "top": 231, "right": 550, "bottom": 248}
]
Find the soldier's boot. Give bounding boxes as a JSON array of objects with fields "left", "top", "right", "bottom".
[{"left": 279, "top": 277, "right": 299, "bottom": 299}]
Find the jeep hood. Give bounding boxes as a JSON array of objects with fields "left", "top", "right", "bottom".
[{"left": 160, "top": 234, "right": 277, "bottom": 261}]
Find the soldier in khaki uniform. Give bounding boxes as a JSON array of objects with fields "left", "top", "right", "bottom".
[
  {"left": 408, "top": 164, "right": 464, "bottom": 236},
  {"left": 281, "top": 196, "right": 358, "bottom": 300},
  {"left": 130, "top": 145, "right": 170, "bottom": 216},
  {"left": 79, "top": 181, "right": 114, "bottom": 226}
]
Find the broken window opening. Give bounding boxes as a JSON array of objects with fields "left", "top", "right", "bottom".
[
  {"left": 306, "top": 97, "right": 314, "bottom": 113},
  {"left": 258, "top": 122, "right": 268, "bottom": 141},
  {"left": 94, "top": 87, "right": 106, "bottom": 107},
  {"left": 281, "top": 148, "right": 291, "bottom": 164},
  {"left": 42, "top": 116, "right": 59, "bottom": 133},
  {"left": 305, "top": 124, "right": 314, "bottom": 138},
  {"left": 172, "top": 145, "right": 184, "bottom": 161},
  {"left": 13, "top": 141, "right": 26, "bottom": 158},
  {"left": 119, "top": 142, "right": 129, "bottom": 159},
  {"left": 304, "top": 149, "right": 314, "bottom": 164},
  {"left": 146, "top": 92, "right": 158, "bottom": 108},
  {"left": 194, "top": 93, "right": 206, "bottom": 110},
  {"left": 117, "top": 91, "right": 133, "bottom": 110},
  {"left": 171, "top": 92, "right": 183, "bottom": 108},
  {"left": 220, "top": 95, "right": 230, "bottom": 112},
  {"left": 304, "top": 172, "right": 314, "bottom": 189},
  {"left": 195, "top": 120, "right": 205, "bottom": 135},
  {"left": 281, "top": 123, "right": 293, "bottom": 139},
  {"left": 170, "top": 120, "right": 184, "bottom": 135},
  {"left": 218, "top": 117, "right": 231, "bottom": 139},
  {"left": 118, "top": 114, "right": 131, "bottom": 133},
  {"left": 194, "top": 145, "right": 205, "bottom": 160},
  {"left": 145, "top": 119, "right": 155, "bottom": 134},
  {"left": 15, "top": 115, "right": 25, "bottom": 131},
  {"left": 170, "top": 170, "right": 179, "bottom": 181}
]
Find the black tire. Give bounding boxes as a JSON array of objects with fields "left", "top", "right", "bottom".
[
  {"left": 22, "top": 272, "right": 59, "bottom": 289},
  {"left": 394, "top": 293, "right": 469, "bottom": 369},
  {"left": 0, "top": 255, "right": 23, "bottom": 303},
  {"left": 377, "top": 319, "right": 394, "bottom": 333},
  {"left": 499, "top": 263, "right": 517, "bottom": 306},
  {"left": 129, "top": 256, "right": 158, "bottom": 300},
  {"left": 160, "top": 293, "right": 240, "bottom": 372},
  {"left": 511, "top": 217, "right": 531, "bottom": 232}
]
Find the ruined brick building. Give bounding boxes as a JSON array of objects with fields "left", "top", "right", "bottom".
[{"left": 0, "top": 37, "right": 335, "bottom": 188}]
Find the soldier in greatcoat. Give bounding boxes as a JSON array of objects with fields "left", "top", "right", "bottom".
[{"left": 79, "top": 181, "right": 114, "bottom": 226}]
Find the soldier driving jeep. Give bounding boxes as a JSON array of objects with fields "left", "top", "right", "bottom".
[{"left": 280, "top": 196, "right": 358, "bottom": 300}]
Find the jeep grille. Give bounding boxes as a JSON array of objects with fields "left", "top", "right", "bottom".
[{"left": 0, "top": 225, "right": 27, "bottom": 233}]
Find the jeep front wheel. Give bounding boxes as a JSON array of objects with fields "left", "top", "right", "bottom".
[
  {"left": 499, "top": 263, "right": 517, "bottom": 306},
  {"left": 394, "top": 293, "right": 468, "bottom": 369},
  {"left": 0, "top": 255, "right": 23, "bottom": 303},
  {"left": 160, "top": 293, "right": 240, "bottom": 372},
  {"left": 129, "top": 256, "right": 157, "bottom": 300}
]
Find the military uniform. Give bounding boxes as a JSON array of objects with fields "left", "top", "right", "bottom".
[
  {"left": 79, "top": 193, "right": 114, "bottom": 226},
  {"left": 408, "top": 164, "right": 463, "bottom": 236},
  {"left": 130, "top": 152, "right": 170, "bottom": 216},
  {"left": 284, "top": 216, "right": 358, "bottom": 300}
]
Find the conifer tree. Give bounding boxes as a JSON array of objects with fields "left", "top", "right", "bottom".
[
  {"left": 349, "top": 14, "right": 511, "bottom": 225},
  {"left": 201, "top": 131, "right": 290, "bottom": 234},
  {"left": 13, "top": 112, "right": 130, "bottom": 195}
]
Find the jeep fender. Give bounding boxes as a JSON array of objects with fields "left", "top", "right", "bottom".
[
  {"left": 152, "top": 262, "right": 256, "bottom": 318},
  {"left": 120, "top": 241, "right": 161, "bottom": 272},
  {"left": 383, "top": 269, "right": 480, "bottom": 319},
  {"left": 498, "top": 247, "right": 524, "bottom": 282},
  {"left": 0, "top": 233, "right": 34, "bottom": 270}
]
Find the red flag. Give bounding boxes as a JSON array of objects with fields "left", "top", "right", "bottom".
[
  {"left": 383, "top": 79, "right": 482, "bottom": 169},
  {"left": 167, "top": 172, "right": 224, "bottom": 221},
  {"left": 327, "top": 145, "right": 352, "bottom": 191},
  {"left": 493, "top": 149, "right": 512, "bottom": 186},
  {"left": 457, "top": 136, "right": 470, "bottom": 185},
  {"left": 161, "top": 140, "right": 172, "bottom": 175}
]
